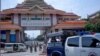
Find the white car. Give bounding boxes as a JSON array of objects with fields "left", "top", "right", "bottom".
[
  {"left": 65, "top": 35, "right": 100, "bottom": 56},
  {"left": 4, "top": 43, "right": 27, "bottom": 52}
]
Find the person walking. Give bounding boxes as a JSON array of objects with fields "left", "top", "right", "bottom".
[
  {"left": 34, "top": 42, "right": 37, "bottom": 52},
  {"left": 30, "top": 46, "right": 33, "bottom": 53},
  {"left": 39, "top": 43, "right": 42, "bottom": 51}
]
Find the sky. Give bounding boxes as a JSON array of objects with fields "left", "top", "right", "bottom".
[
  {"left": 1, "top": 0, "right": 100, "bottom": 18},
  {"left": 25, "top": 30, "right": 40, "bottom": 38},
  {"left": 1, "top": 0, "right": 100, "bottom": 38}
]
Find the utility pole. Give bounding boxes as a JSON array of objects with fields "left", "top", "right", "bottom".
[{"left": 0, "top": 0, "right": 1, "bottom": 56}]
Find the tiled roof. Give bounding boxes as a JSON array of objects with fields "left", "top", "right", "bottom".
[
  {"left": 1, "top": 8, "right": 79, "bottom": 16},
  {"left": 1, "top": 0, "right": 79, "bottom": 18},
  {"left": 52, "top": 20, "right": 87, "bottom": 29},
  {"left": 16, "top": 0, "right": 54, "bottom": 9},
  {"left": 0, "top": 21, "right": 22, "bottom": 30}
]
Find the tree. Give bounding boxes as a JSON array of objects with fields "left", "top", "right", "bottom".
[
  {"left": 35, "top": 35, "right": 45, "bottom": 41},
  {"left": 85, "top": 22, "right": 100, "bottom": 32},
  {"left": 85, "top": 23, "right": 95, "bottom": 32},
  {"left": 95, "top": 22, "right": 100, "bottom": 32}
]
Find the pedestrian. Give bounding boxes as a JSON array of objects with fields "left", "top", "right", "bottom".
[
  {"left": 26, "top": 45, "right": 28, "bottom": 50},
  {"left": 43, "top": 44, "right": 46, "bottom": 53},
  {"left": 39, "top": 44, "right": 42, "bottom": 51},
  {"left": 34, "top": 44, "right": 37, "bottom": 52},
  {"left": 30, "top": 46, "right": 33, "bottom": 53}
]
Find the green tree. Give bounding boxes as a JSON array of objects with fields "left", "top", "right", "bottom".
[
  {"left": 95, "top": 22, "right": 100, "bottom": 32},
  {"left": 35, "top": 35, "right": 45, "bottom": 41},
  {"left": 85, "top": 22, "right": 100, "bottom": 32},
  {"left": 85, "top": 23, "right": 95, "bottom": 32}
]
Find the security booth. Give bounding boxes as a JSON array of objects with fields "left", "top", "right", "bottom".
[{"left": 47, "top": 31, "right": 76, "bottom": 56}]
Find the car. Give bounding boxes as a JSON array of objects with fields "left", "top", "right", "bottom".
[
  {"left": 4, "top": 43, "right": 27, "bottom": 52},
  {"left": 65, "top": 35, "right": 100, "bottom": 56}
]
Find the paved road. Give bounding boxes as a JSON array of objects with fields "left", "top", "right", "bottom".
[{"left": 0, "top": 48, "right": 45, "bottom": 56}]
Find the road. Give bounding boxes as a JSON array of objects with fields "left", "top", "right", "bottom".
[{"left": 0, "top": 48, "right": 46, "bottom": 56}]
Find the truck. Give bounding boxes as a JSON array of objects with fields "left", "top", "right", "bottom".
[
  {"left": 47, "top": 31, "right": 100, "bottom": 56},
  {"left": 47, "top": 31, "right": 76, "bottom": 56}
]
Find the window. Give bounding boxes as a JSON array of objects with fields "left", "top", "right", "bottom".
[
  {"left": 1, "top": 31, "right": 6, "bottom": 42},
  {"left": 31, "top": 18, "right": 35, "bottom": 20},
  {"left": 71, "top": 18, "right": 75, "bottom": 20},
  {"left": 67, "top": 37, "right": 79, "bottom": 47},
  {"left": 64, "top": 18, "right": 69, "bottom": 20},
  {"left": 45, "top": 18, "right": 49, "bottom": 20},
  {"left": 30, "top": 18, "right": 41, "bottom": 20},
  {"left": 5, "top": 44, "right": 12, "bottom": 47},
  {"left": 19, "top": 44, "right": 24, "bottom": 46},
  {"left": 82, "top": 37, "right": 100, "bottom": 48},
  {"left": 22, "top": 18, "right": 27, "bottom": 20},
  {"left": 37, "top": 18, "right": 41, "bottom": 20}
]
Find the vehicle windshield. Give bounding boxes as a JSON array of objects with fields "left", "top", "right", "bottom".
[
  {"left": 5, "top": 44, "right": 12, "bottom": 47},
  {"left": 19, "top": 44, "right": 24, "bottom": 46}
]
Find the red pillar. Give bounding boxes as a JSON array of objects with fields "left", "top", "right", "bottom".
[
  {"left": 6, "top": 30, "right": 10, "bottom": 43},
  {"left": 16, "top": 30, "right": 20, "bottom": 43}
]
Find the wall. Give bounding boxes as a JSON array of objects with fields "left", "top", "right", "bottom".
[{"left": 52, "top": 15, "right": 57, "bottom": 25}]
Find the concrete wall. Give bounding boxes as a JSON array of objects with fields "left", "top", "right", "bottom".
[{"left": 52, "top": 15, "right": 57, "bottom": 25}]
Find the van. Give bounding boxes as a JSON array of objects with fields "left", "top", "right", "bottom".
[
  {"left": 65, "top": 35, "right": 100, "bottom": 56},
  {"left": 4, "top": 43, "right": 27, "bottom": 52}
]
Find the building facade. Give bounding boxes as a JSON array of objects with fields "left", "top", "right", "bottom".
[
  {"left": 51, "top": 20, "right": 87, "bottom": 35},
  {"left": 0, "top": 0, "right": 86, "bottom": 43},
  {"left": 88, "top": 10, "right": 100, "bottom": 23}
]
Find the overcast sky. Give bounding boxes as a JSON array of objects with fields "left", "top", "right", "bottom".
[{"left": 1, "top": 0, "right": 100, "bottom": 38}]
